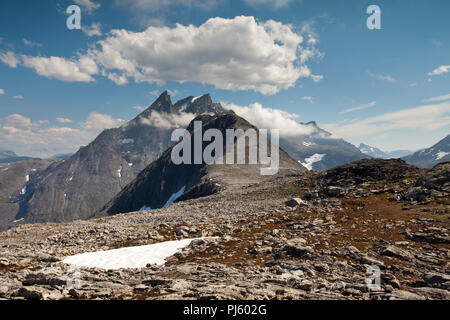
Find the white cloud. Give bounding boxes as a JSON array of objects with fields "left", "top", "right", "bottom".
[
  {"left": 243, "top": 0, "right": 292, "bottom": 9},
  {"left": 56, "top": 118, "right": 73, "bottom": 123},
  {"left": 92, "top": 16, "right": 319, "bottom": 94},
  {"left": 21, "top": 55, "right": 98, "bottom": 82},
  {"left": 0, "top": 51, "right": 19, "bottom": 68},
  {"left": 13, "top": 95, "right": 24, "bottom": 100},
  {"left": 74, "top": 0, "right": 100, "bottom": 13},
  {"left": 423, "top": 94, "right": 450, "bottom": 103},
  {"left": 138, "top": 110, "right": 195, "bottom": 129},
  {"left": 367, "top": 71, "right": 396, "bottom": 83},
  {"left": 82, "top": 22, "right": 102, "bottom": 37},
  {"left": 106, "top": 72, "right": 128, "bottom": 85},
  {"left": 0, "top": 89, "right": 4, "bottom": 95},
  {"left": 340, "top": 101, "right": 376, "bottom": 114},
  {"left": 223, "top": 102, "right": 317, "bottom": 138},
  {"left": 427, "top": 65, "right": 450, "bottom": 76},
  {"left": 323, "top": 102, "right": 450, "bottom": 138},
  {"left": 0, "top": 112, "right": 125, "bottom": 158}
]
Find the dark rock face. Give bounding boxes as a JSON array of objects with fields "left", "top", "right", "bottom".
[
  {"left": 99, "top": 111, "right": 306, "bottom": 216},
  {"left": 10, "top": 92, "right": 225, "bottom": 226},
  {"left": 415, "top": 162, "right": 450, "bottom": 193},
  {"left": 403, "top": 135, "right": 450, "bottom": 168}
]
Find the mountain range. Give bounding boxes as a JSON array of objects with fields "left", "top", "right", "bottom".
[
  {"left": 358, "top": 143, "right": 414, "bottom": 159},
  {"left": 98, "top": 110, "right": 306, "bottom": 217},
  {"left": 0, "top": 92, "right": 448, "bottom": 231},
  {"left": 402, "top": 135, "right": 450, "bottom": 169}
]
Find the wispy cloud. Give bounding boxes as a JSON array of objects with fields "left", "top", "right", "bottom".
[
  {"left": 23, "top": 38, "right": 42, "bottom": 48},
  {"left": 56, "top": 118, "right": 73, "bottom": 123},
  {"left": 428, "top": 65, "right": 450, "bottom": 76},
  {"left": 340, "top": 101, "right": 376, "bottom": 114},
  {"left": 13, "top": 95, "right": 24, "bottom": 100},
  {"left": 74, "top": 0, "right": 100, "bottom": 13},
  {"left": 82, "top": 22, "right": 102, "bottom": 37},
  {"left": 423, "top": 94, "right": 450, "bottom": 103},
  {"left": 324, "top": 101, "right": 450, "bottom": 138},
  {"left": 302, "top": 96, "right": 314, "bottom": 103},
  {"left": 367, "top": 70, "right": 396, "bottom": 83},
  {"left": 0, "top": 51, "right": 19, "bottom": 68},
  {"left": 243, "top": 0, "right": 292, "bottom": 9}
]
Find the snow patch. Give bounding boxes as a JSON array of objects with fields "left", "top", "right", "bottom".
[
  {"left": 191, "top": 96, "right": 202, "bottom": 103},
  {"left": 13, "top": 218, "right": 24, "bottom": 223},
  {"left": 302, "top": 141, "right": 315, "bottom": 147},
  {"left": 117, "top": 166, "right": 122, "bottom": 178},
  {"left": 140, "top": 205, "right": 151, "bottom": 211},
  {"left": 436, "top": 151, "right": 449, "bottom": 160},
  {"left": 122, "top": 138, "right": 134, "bottom": 144},
  {"left": 300, "top": 154, "right": 326, "bottom": 171},
  {"left": 62, "top": 238, "right": 208, "bottom": 270}
]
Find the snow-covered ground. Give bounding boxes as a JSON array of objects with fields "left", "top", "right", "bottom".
[
  {"left": 300, "top": 154, "right": 326, "bottom": 171},
  {"left": 63, "top": 238, "right": 204, "bottom": 270}
]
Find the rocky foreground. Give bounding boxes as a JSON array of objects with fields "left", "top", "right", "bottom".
[{"left": 0, "top": 159, "right": 448, "bottom": 300}]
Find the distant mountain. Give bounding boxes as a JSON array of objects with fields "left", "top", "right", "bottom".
[
  {"left": 50, "top": 153, "right": 74, "bottom": 160},
  {"left": 0, "top": 149, "right": 32, "bottom": 164},
  {"left": 402, "top": 135, "right": 450, "bottom": 168},
  {"left": 358, "top": 143, "right": 414, "bottom": 159},
  {"left": 0, "top": 159, "right": 61, "bottom": 231},
  {"left": 98, "top": 111, "right": 306, "bottom": 216},
  {"left": 11, "top": 92, "right": 226, "bottom": 226},
  {"left": 0, "top": 150, "right": 17, "bottom": 159},
  {"left": 279, "top": 122, "right": 369, "bottom": 171}
]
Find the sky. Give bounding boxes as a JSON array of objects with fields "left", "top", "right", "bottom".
[{"left": 0, "top": 0, "right": 449, "bottom": 157}]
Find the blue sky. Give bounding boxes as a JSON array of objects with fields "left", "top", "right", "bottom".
[{"left": 0, "top": 0, "right": 449, "bottom": 157}]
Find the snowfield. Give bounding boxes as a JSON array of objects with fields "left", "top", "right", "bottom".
[{"left": 63, "top": 238, "right": 206, "bottom": 270}]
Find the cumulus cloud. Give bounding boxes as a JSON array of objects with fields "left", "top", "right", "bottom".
[
  {"left": 243, "top": 0, "right": 292, "bottom": 9},
  {"left": 74, "top": 0, "right": 100, "bottom": 13},
  {"left": 223, "top": 102, "right": 316, "bottom": 137},
  {"left": 0, "top": 112, "right": 125, "bottom": 158},
  {"left": 0, "top": 89, "right": 4, "bottom": 95},
  {"left": 0, "top": 51, "right": 19, "bottom": 68},
  {"left": 82, "top": 22, "right": 102, "bottom": 37},
  {"left": 21, "top": 55, "right": 98, "bottom": 82},
  {"left": 428, "top": 65, "right": 450, "bottom": 76},
  {"left": 323, "top": 102, "right": 450, "bottom": 138},
  {"left": 340, "top": 101, "right": 376, "bottom": 114},
  {"left": 91, "top": 16, "right": 319, "bottom": 94},
  {"left": 138, "top": 110, "right": 195, "bottom": 129}
]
